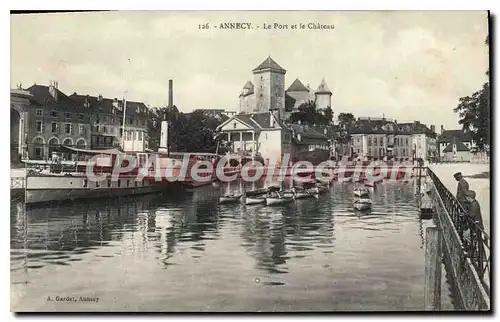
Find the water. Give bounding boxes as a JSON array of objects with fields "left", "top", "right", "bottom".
[{"left": 10, "top": 180, "right": 456, "bottom": 312}]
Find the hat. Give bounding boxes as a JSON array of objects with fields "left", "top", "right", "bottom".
[
  {"left": 453, "top": 172, "right": 462, "bottom": 178},
  {"left": 465, "top": 190, "right": 476, "bottom": 199}
]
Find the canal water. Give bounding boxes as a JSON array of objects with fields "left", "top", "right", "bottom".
[{"left": 11, "top": 180, "right": 456, "bottom": 312}]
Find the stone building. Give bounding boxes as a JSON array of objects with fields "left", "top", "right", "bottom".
[
  {"left": 238, "top": 56, "right": 333, "bottom": 120},
  {"left": 10, "top": 81, "right": 150, "bottom": 160}
]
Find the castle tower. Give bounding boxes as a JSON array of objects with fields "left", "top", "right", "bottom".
[
  {"left": 286, "top": 78, "right": 309, "bottom": 109},
  {"left": 238, "top": 81, "right": 254, "bottom": 114},
  {"left": 315, "top": 79, "right": 332, "bottom": 111},
  {"left": 252, "top": 56, "right": 286, "bottom": 116}
]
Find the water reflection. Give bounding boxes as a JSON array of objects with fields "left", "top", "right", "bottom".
[{"left": 11, "top": 179, "right": 456, "bottom": 311}]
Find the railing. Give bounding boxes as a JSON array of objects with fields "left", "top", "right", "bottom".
[
  {"left": 427, "top": 168, "right": 490, "bottom": 291},
  {"left": 11, "top": 177, "right": 25, "bottom": 189}
]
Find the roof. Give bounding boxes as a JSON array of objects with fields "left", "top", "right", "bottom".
[
  {"left": 239, "top": 81, "right": 254, "bottom": 97},
  {"left": 316, "top": 79, "right": 332, "bottom": 95},
  {"left": 443, "top": 137, "right": 470, "bottom": 152},
  {"left": 26, "top": 85, "right": 78, "bottom": 111},
  {"left": 56, "top": 145, "right": 123, "bottom": 155},
  {"left": 252, "top": 56, "right": 286, "bottom": 74},
  {"left": 286, "top": 79, "right": 309, "bottom": 92},
  {"left": 288, "top": 124, "right": 329, "bottom": 140},
  {"left": 217, "top": 112, "right": 281, "bottom": 130},
  {"left": 398, "top": 122, "right": 437, "bottom": 138},
  {"left": 70, "top": 94, "right": 148, "bottom": 118},
  {"left": 439, "top": 129, "right": 473, "bottom": 143}
]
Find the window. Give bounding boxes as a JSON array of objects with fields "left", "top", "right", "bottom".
[
  {"left": 36, "top": 109, "right": 43, "bottom": 116},
  {"left": 51, "top": 122, "right": 59, "bottom": 133},
  {"left": 117, "top": 180, "right": 121, "bottom": 188},
  {"left": 138, "top": 131, "right": 143, "bottom": 140},
  {"left": 36, "top": 121, "right": 43, "bottom": 133},
  {"left": 107, "top": 180, "right": 111, "bottom": 188},
  {"left": 379, "top": 137, "right": 383, "bottom": 146},
  {"left": 133, "top": 131, "right": 137, "bottom": 140},
  {"left": 368, "top": 148, "right": 372, "bottom": 156},
  {"left": 357, "top": 138, "right": 360, "bottom": 143},
  {"left": 127, "top": 117, "right": 132, "bottom": 125},
  {"left": 96, "top": 181, "right": 100, "bottom": 188},
  {"left": 64, "top": 123, "right": 72, "bottom": 134},
  {"left": 51, "top": 110, "right": 58, "bottom": 118},
  {"left": 65, "top": 112, "right": 71, "bottom": 119},
  {"left": 368, "top": 137, "right": 372, "bottom": 146},
  {"left": 233, "top": 122, "right": 237, "bottom": 129},
  {"left": 78, "top": 113, "right": 84, "bottom": 121},
  {"left": 104, "top": 116, "right": 108, "bottom": 123},
  {"left": 79, "top": 124, "right": 84, "bottom": 134},
  {"left": 63, "top": 138, "right": 72, "bottom": 146},
  {"left": 103, "top": 126, "right": 108, "bottom": 134},
  {"left": 127, "top": 180, "right": 130, "bottom": 187},
  {"left": 406, "top": 138, "right": 409, "bottom": 145},
  {"left": 83, "top": 179, "right": 88, "bottom": 188}
]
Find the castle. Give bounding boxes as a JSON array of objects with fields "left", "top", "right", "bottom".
[{"left": 238, "top": 56, "right": 333, "bottom": 120}]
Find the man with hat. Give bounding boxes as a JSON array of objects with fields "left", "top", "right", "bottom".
[{"left": 454, "top": 172, "right": 469, "bottom": 209}]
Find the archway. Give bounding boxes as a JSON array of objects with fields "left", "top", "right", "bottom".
[
  {"left": 63, "top": 138, "right": 73, "bottom": 146},
  {"left": 48, "top": 137, "right": 60, "bottom": 159},
  {"left": 76, "top": 139, "right": 87, "bottom": 149},
  {"left": 10, "top": 108, "right": 21, "bottom": 163}
]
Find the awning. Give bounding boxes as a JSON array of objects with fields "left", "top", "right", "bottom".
[{"left": 55, "top": 145, "right": 123, "bottom": 155}]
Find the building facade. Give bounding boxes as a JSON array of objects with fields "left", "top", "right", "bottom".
[
  {"left": 349, "top": 118, "right": 437, "bottom": 161},
  {"left": 438, "top": 128, "right": 474, "bottom": 162},
  {"left": 10, "top": 82, "right": 149, "bottom": 161},
  {"left": 216, "top": 111, "right": 329, "bottom": 164}
]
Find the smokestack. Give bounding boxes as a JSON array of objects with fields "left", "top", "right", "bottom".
[
  {"left": 168, "top": 79, "right": 173, "bottom": 108},
  {"left": 441, "top": 125, "right": 444, "bottom": 134}
]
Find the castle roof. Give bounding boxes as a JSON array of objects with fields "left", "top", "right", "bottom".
[
  {"left": 315, "top": 79, "right": 332, "bottom": 95},
  {"left": 286, "top": 78, "right": 309, "bottom": 92},
  {"left": 252, "top": 56, "right": 286, "bottom": 74},
  {"left": 242, "top": 81, "right": 254, "bottom": 90}
]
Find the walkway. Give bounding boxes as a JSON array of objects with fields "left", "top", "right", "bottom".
[{"left": 429, "top": 163, "right": 490, "bottom": 235}]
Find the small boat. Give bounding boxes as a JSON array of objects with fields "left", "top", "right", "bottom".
[
  {"left": 354, "top": 198, "right": 372, "bottom": 211},
  {"left": 293, "top": 187, "right": 318, "bottom": 199},
  {"left": 218, "top": 194, "right": 241, "bottom": 204},
  {"left": 266, "top": 195, "right": 294, "bottom": 206},
  {"left": 243, "top": 196, "right": 266, "bottom": 205},
  {"left": 353, "top": 187, "right": 370, "bottom": 198}
]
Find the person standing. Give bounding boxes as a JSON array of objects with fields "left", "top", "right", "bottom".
[
  {"left": 464, "top": 190, "right": 486, "bottom": 262},
  {"left": 454, "top": 172, "right": 469, "bottom": 209}
]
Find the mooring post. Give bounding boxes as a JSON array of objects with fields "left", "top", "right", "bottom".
[{"left": 425, "top": 226, "right": 442, "bottom": 310}]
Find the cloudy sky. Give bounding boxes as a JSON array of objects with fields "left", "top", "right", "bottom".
[{"left": 11, "top": 11, "right": 488, "bottom": 129}]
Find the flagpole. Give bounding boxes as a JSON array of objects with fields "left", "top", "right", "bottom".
[{"left": 121, "top": 58, "right": 130, "bottom": 151}]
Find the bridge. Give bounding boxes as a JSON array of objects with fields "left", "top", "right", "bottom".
[{"left": 424, "top": 167, "right": 490, "bottom": 311}]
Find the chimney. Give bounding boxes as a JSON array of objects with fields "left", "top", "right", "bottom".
[
  {"left": 430, "top": 125, "right": 435, "bottom": 133},
  {"left": 168, "top": 79, "right": 173, "bottom": 108},
  {"left": 270, "top": 111, "right": 275, "bottom": 127},
  {"left": 49, "top": 80, "right": 58, "bottom": 101},
  {"left": 394, "top": 119, "right": 397, "bottom": 124},
  {"left": 97, "top": 94, "right": 103, "bottom": 102},
  {"left": 441, "top": 125, "right": 444, "bottom": 134}
]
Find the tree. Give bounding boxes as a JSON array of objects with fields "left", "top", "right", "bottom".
[
  {"left": 323, "top": 106, "right": 333, "bottom": 124},
  {"left": 453, "top": 35, "right": 490, "bottom": 150},
  {"left": 288, "top": 100, "right": 330, "bottom": 125},
  {"left": 147, "top": 107, "right": 224, "bottom": 153},
  {"left": 336, "top": 112, "right": 356, "bottom": 144}
]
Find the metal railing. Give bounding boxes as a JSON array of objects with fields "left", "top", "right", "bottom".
[
  {"left": 11, "top": 177, "right": 25, "bottom": 189},
  {"left": 427, "top": 168, "right": 490, "bottom": 290}
]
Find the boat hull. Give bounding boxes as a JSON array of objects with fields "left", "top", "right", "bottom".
[
  {"left": 24, "top": 175, "right": 174, "bottom": 205},
  {"left": 266, "top": 197, "right": 293, "bottom": 206},
  {"left": 218, "top": 196, "right": 241, "bottom": 204},
  {"left": 354, "top": 203, "right": 372, "bottom": 211},
  {"left": 244, "top": 197, "right": 266, "bottom": 205}
]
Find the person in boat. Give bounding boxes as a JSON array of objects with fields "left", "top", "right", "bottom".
[{"left": 454, "top": 172, "right": 469, "bottom": 209}]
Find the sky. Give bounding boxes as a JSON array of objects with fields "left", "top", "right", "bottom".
[{"left": 11, "top": 11, "right": 489, "bottom": 130}]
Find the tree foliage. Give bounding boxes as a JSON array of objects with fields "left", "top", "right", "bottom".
[
  {"left": 147, "top": 106, "right": 227, "bottom": 153},
  {"left": 284, "top": 94, "right": 296, "bottom": 112},
  {"left": 453, "top": 35, "right": 490, "bottom": 150},
  {"left": 336, "top": 112, "right": 356, "bottom": 144},
  {"left": 288, "top": 100, "right": 332, "bottom": 125}
]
